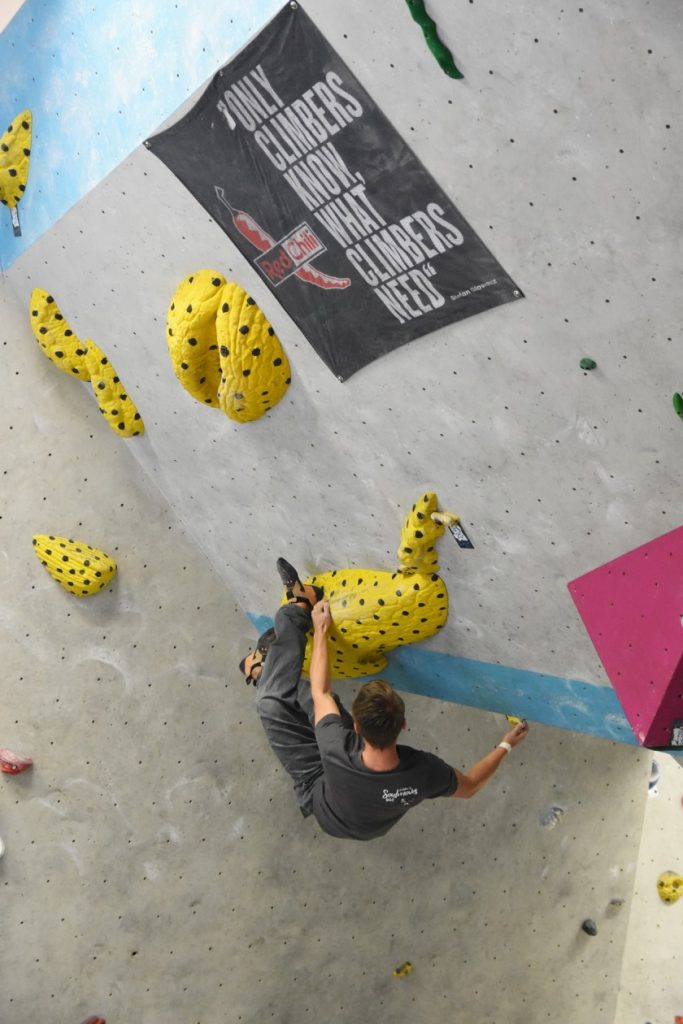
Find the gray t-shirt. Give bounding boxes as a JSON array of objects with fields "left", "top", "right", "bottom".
[{"left": 311, "top": 714, "right": 457, "bottom": 840}]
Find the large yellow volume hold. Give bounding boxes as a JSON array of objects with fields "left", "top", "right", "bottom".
[
  {"left": 29, "top": 289, "right": 144, "bottom": 437},
  {"left": 166, "top": 270, "right": 290, "bottom": 422},
  {"left": 32, "top": 534, "right": 117, "bottom": 597},
  {"left": 166, "top": 270, "right": 226, "bottom": 407},
  {"left": 284, "top": 492, "right": 455, "bottom": 679},
  {"left": 0, "top": 109, "right": 31, "bottom": 210},
  {"left": 216, "top": 282, "right": 291, "bottom": 423}
]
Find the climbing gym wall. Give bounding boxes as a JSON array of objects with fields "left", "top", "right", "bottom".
[
  {"left": 2, "top": 0, "right": 683, "bottom": 1021},
  {"left": 0, "top": 0, "right": 282, "bottom": 267},
  {"left": 6, "top": 0, "right": 683, "bottom": 744}
]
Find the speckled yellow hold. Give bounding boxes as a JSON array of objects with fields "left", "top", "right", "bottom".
[
  {"left": 32, "top": 534, "right": 117, "bottom": 597},
  {"left": 166, "top": 270, "right": 290, "bottom": 422},
  {"left": 216, "top": 282, "right": 290, "bottom": 422},
  {"left": 657, "top": 870, "right": 683, "bottom": 904},
  {"left": 0, "top": 109, "right": 31, "bottom": 209},
  {"left": 285, "top": 492, "right": 455, "bottom": 679},
  {"left": 166, "top": 270, "right": 226, "bottom": 407},
  {"left": 28, "top": 289, "right": 144, "bottom": 437}
]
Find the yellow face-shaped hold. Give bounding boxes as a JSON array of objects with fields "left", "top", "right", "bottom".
[
  {"left": 657, "top": 871, "right": 683, "bottom": 904},
  {"left": 32, "top": 535, "right": 117, "bottom": 597}
]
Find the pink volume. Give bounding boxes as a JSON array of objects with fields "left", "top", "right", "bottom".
[{"left": 568, "top": 525, "right": 683, "bottom": 747}]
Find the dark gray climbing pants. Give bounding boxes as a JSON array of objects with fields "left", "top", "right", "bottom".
[{"left": 255, "top": 603, "right": 352, "bottom": 816}]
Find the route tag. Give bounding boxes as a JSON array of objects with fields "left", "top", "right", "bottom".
[
  {"left": 449, "top": 522, "right": 474, "bottom": 549},
  {"left": 671, "top": 720, "right": 683, "bottom": 748}
]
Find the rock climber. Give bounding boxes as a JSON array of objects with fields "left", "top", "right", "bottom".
[{"left": 240, "top": 558, "right": 529, "bottom": 841}]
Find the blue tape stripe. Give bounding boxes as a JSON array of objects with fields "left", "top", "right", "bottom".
[{"left": 247, "top": 612, "right": 639, "bottom": 746}]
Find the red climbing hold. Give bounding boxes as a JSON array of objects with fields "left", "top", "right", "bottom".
[
  {"left": 0, "top": 749, "right": 33, "bottom": 774},
  {"left": 80, "top": 1017, "right": 106, "bottom": 1024}
]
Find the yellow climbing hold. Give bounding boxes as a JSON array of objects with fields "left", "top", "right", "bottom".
[
  {"left": 166, "top": 270, "right": 290, "bottom": 422},
  {"left": 657, "top": 870, "right": 683, "bottom": 904},
  {"left": 28, "top": 289, "right": 144, "bottom": 437},
  {"left": 397, "top": 492, "right": 458, "bottom": 573},
  {"left": 393, "top": 962, "right": 413, "bottom": 977},
  {"left": 287, "top": 492, "right": 455, "bottom": 679},
  {"left": 216, "top": 282, "right": 290, "bottom": 422},
  {"left": 32, "top": 534, "right": 117, "bottom": 597},
  {"left": 166, "top": 270, "right": 226, "bottom": 406},
  {"left": 0, "top": 109, "right": 31, "bottom": 210}
]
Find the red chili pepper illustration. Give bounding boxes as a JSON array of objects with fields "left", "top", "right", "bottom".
[
  {"left": 294, "top": 264, "right": 350, "bottom": 289},
  {"left": 215, "top": 187, "right": 351, "bottom": 291}
]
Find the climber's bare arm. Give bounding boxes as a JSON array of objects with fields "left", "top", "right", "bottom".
[
  {"left": 310, "top": 600, "right": 340, "bottom": 724},
  {"left": 451, "top": 721, "right": 529, "bottom": 799}
]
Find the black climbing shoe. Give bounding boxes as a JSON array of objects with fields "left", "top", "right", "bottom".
[
  {"left": 276, "top": 557, "right": 302, "bottom": 591},
  {"left": 276, "top": 557, "right": 324, "bottom": 610},
  {"left": 244, "top": 627, "right": 275, "bottom": 687},
  {"left": 256, "top": 626, "right": 276, "bottom": 656}
]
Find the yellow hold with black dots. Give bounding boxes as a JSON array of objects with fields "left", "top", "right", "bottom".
[
  {"left": 393, "top": 962, "right": 413, "bottom": 978},
  {"left": 397, "top": 492, "right": 458, "bottom": 573},
  {"left": 216, "top": 281, "right": 290, "bottom": 422},
  {"left": 28, "top": 289, "right": 144, "bottom": 437},
  {"left": 283, "top": 492, "right": 454, "bottom": 679},
  {"left": 657, "top": 870, "right": 683, "bottom": 904},
  {"left": 32, "top": 535, "right": 117, "bottom": 597},
  {"left": 166, "top": 270, "right": 226, "bottom": 407},
  {"left": 166, "top": 270, "right": 290, "bottom": 422},
  {"left": 0, "top": 109, "right": 31, "bottom": 209}
]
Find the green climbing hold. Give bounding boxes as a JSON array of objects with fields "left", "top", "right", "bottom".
[
  {"left": 673, "top": 392, "right": 683, "bottom": 420},
  {"left": 405, "top": 0, "right": 463, "bottom": 79},
  {"left": 580, "top": 358, "right": 597, "bottom": 370}
]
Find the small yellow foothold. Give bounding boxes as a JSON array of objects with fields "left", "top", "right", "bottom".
[
  {"left": 506, "top": 715, "right": 522, "bottom": 726},
  {"left": 657, "top": 870, "right": 683, "bottom": 904},
  {"left": 393, "top": 962, "right": 413, "bottom": 978},
  {"left": 0, "top": 109, "right": 31, "bottom": 211}
]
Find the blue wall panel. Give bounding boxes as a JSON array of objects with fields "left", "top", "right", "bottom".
[
  {"left": 0, "top": 0, "right": 281, "bottom": 269},
  {"left": 247, "top": 613, "right": 641, "bottom": 747}
]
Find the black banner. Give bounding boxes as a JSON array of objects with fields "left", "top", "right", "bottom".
[{"left": 147, "top": 2, "right": 523, "bottom": 381}]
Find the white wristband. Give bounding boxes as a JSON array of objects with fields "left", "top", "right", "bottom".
[{"left": 498, "top": 741, "right": 512, "bottom": 753}]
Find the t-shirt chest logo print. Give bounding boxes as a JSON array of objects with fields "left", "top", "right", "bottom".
[{"left": 382, "top": 786, "right": 419, "bottom": 806}]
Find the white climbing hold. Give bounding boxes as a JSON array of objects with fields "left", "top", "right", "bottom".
[{"left": 539, "top": 805, "right": 565, "bottom": 828}]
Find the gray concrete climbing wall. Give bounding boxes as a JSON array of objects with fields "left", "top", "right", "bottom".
[
  {"left": 2, "top": 0, "right": 683, "bottom": 1021},
  {"left": 6, "top": 0, "right": 683, "bottom": 688}
]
